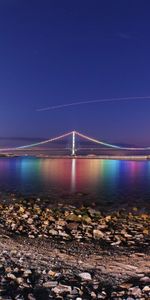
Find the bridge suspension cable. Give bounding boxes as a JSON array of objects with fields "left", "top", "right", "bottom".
[
  {"left": 76, "top": 131, "right": 120, "bottom": 149},
  {"left": 0, "top": 130, "right": 150, "bottom": 152},
  {"left": 0, "top": 131, "right": 72, "bottom": 151},
  {"left": 75, "top": 131, "right": 150, "bottom": 151}
]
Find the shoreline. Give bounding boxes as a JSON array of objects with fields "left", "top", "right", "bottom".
[{"left": 1, "top": 154, "right": 150, "bottom": 160}]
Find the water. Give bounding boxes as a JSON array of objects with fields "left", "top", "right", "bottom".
[{"left": 0, "top": 157, "right": 150, "bottom": 208}]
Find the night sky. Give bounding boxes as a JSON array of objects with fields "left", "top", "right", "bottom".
[{"left": 1, "top": 0, "right": 150, "bottom": 146}]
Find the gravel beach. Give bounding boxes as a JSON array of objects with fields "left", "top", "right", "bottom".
[{"left": 0, "top": 195, "right": 150, "bottom": 299}]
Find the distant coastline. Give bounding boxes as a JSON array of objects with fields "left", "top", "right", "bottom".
[{"left": 1, "top": 154, "right": 150, "bottom": 160}]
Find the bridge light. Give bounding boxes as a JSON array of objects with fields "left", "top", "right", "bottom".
[{"left": 72, "top": 131, "right": 76, "bottom": 156}]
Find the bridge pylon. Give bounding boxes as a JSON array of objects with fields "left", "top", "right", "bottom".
[{"left": 71, "top": 131, "right": 76, "bottom": 156}]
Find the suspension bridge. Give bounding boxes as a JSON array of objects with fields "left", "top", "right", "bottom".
[{"left": 1, "top": 130, "right": 150, "bottom": 159}]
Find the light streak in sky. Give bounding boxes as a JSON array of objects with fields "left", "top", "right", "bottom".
[{"left": 36, "top": 96, "right": 150, "bottom": 111}]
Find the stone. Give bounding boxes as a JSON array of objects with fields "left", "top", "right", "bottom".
[
  {"left": 140, "top": 276, "right": 150, "bottom": 283},
  {"left": 49, "top": 229, "right": 58, "bottom": 235},
  {"left": 43, "top": 281, "right": 58, "bottom": 288},
  {"left": 71, "top": 287, "right": 80, "bottom": 295},
  {"left": 120, "top": 283, "right": 133, "bottom": 289},
  {"left": 28, "top": 234, "right": 35, "bottom": 238},
  {"left": 82, "top": 215, "right": 92, "bottom": 224},
  {"left": 7, "top": 273, "right": 16, "bottom": 280},
  {"left": 128, "top": 287, "right": 142, "bottom": 297},
  {"left": 91, "top": 291, "right": 97, "bottom": 298},
  {"left": 23, "top": 269, "right": 32, "bottom": 277},
  {"left": 142, "top": 285, "right": 150, "bottom": 292},
  {"left": 22, "top": 213, "right": 28, "bottom": 219},
  {"left": 93, "top": 229, "right": 104, "bottom": 239},
  {"left": 52, "top": 284, "right": 72, "bottom": 294},
  {"left": 48, "top": 270, "right": 56, "bottom": 277},
  {"left": 16, "top": 277, "right": 24, "bottom": 285},
  {"left": 27, "top": 294, "right": 36, "bottom": 300},
  {"left": 66, "top": 213, "right": 82, "bottom": 222},
  {"left": 78, "top": 272, "right": 92, "bottom": 281}
]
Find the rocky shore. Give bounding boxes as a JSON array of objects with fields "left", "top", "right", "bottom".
[{"left": 0, "top": 195, "right": 150, "bottom": 299}]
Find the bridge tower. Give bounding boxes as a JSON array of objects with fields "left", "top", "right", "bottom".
[{"left": 71, "top": 131, "right": 76, "bottom": 156}]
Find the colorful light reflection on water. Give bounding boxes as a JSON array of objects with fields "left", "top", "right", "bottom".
[{"left": 0, "top": 158, "right": 150, "bottom": 204}]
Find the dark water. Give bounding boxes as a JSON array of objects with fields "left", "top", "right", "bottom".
[{"left": 0, "top": 157, "right": 150, "bottom": 208}]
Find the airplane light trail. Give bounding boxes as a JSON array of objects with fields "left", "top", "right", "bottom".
[{"left": 36, "top": 96, "right": 150, "bottom": 112}]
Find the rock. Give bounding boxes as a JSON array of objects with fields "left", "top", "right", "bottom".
[
  {"left": 140, "top": 276, "right": 150, "bottom": 283},
  {"left": 28, "top": 234, "right": 35, "bottom": 238},
  {"left": 10, "top": 250, "right": 17, "bottom": 255},
  {"left": 43, "top": 281, "right": 58, "bottom": 288},
  {"left": 52, "top": 284, "right": 72, "bottom": 294},
  {"left": 66, "top": 222, "right": 78, "bottom": 230},
  {"left": 5, "top": 267, "right": 12, "bottom": 273},
  {"left": 70, "top": 287, "right": 79, "bottom": 296},
  {"left": 22, "top": 213, "right": 29, "bottom": 219},
  {"left": 93, "top": 229, "right": 104, "bottom": 239},
  {"left": 78, "top": 272, "right": 92, "bottom": 281},
  {"left": 49, "top": 229, "right": 58, "bottom": 235},
  {"left": 82, "top": 215, "right": 92, "bottom": 224},
  {"left": 7, "top": 273, "right": 16, "bottom": 280},
  {"left": 128, "top": 287, "right": 142, "bottom": 297},
  {"left": 66, "top": 213, "right": 82, "bottom": 222},
  {"left": 19, "top": 206, "right": 25, "bottom": 213},
  {"left": 88, "top": 208, "right": 101, "bottom": 217},
  {"left": 105, "top": 215, "right": 111, "bottom": 222},
  {"left": 11, "top": 223, "right": 16, "bottom": 230},
  {"left": 16, "top": 277, "right": 24, "bottom": 285},
  {"left": 43, "top": 220, "right": 49, "bottom": 226},
  {"left": 120, "top": 283, "right": 133, "bottom": 289},
  {"left": 91, "top": 291, "right": 97, "bottom": 298},
  {"left": 58, "top": 230, "right": 69, "bottom": 238},
  {"left": 27, "top": 294, "right": 36, "bottom": 300},
  {"left": 111, "top": 240, "right": 121, "bottom": 246},
  {"left": 23, "top": 269, "right": 32, "bottom": 277},
  {"left": 142, "top": 285, "right": 150, "bottom": 292},
  {"left": 56, "top": 219, "right": 66, "bottom": 226}
]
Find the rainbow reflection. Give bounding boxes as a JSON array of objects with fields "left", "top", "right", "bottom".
[{"left": 0, "top": 158, "right": 150, "bottom": 205}]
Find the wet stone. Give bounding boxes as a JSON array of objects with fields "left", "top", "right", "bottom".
[
  {"left": 78, "top": 272, "right": 92, "bottom": 281},
  {"left": 52, "top": 284, "right": 72, "bottom": 294},
  {"left": 43, "top": 281, "right": 58, "bottom": 288}
]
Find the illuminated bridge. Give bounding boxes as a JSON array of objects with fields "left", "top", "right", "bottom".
[{"left": 1, "top": 131, "right": 150, "bottom": 158}]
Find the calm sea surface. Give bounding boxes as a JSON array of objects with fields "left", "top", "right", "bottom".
[{"left": 0, "top": 157, "right": 150, "bottom": 208}]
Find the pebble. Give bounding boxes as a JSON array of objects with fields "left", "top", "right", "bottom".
[
  {"left": 93, "top": 229, "right": 104, "bottom": 239},
  {"left": 43, "top": 281, "right": 58, "bottom": 288},
  {"left": 142, "top": 285, "right": 150, "bottom": 292},
  {"left": 128, "top": 286, "right": 142, "bottom": 297},
  {"left": 140, "top": 276, "right": 150, "bottom": 283},
  {"left": 78, "top": 272, "right": 92, "bottom": 281},
  {"left": 7, "top": 273, "right": 16, "bottom": 280},
  {"left": 52, "top": 284, "right": 72, "bottom": 294}
]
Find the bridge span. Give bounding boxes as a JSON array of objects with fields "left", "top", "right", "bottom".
[{"left": 0, "top": 130, "right": 150, "bottom": 158}]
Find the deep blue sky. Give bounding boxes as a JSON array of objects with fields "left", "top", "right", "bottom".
[{"left": 1, "top": 0, "right": 150, "bottom": 145}]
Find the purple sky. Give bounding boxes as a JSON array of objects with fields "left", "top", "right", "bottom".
[{"left": 1, "top": 0, "right": 150, "bottom": 146}]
